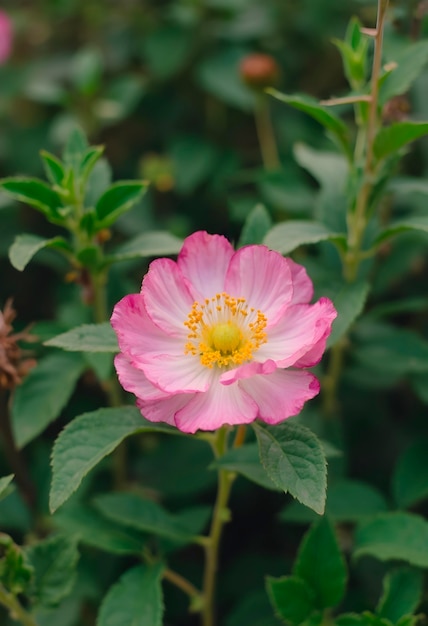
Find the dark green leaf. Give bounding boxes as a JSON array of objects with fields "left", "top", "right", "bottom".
[
  {"left": 213, "top": 443, "right": 279, "bottom": 491},
  {"left": 293, "top": 518, "right": 347, "bottom": 609},
  {"left": 392, "top": 440, "right": 428, "bottom": 509},
  {"left": 95, "top": 181, "right": 147, "bottom": 227},
  {"left": 44, "top": 323, "right": 118, "bottom": 353},
  {"left": 377, "top": 568, "right": 423, "bottom": 623},
  {"left": 238, "top": 204, "right": 272, "bottom": 247},
  {"left": 79, "top": 146, "right": 104, "bottom": 184},
  {"left": 109, "top": 231, "right": 183, "bottom": 263},
  {"left": 336, "top": 613, "right": 392, "bottom": 626},
  {"left": 380, "top": 41, "right": 428, "bottom": 105},
  {"left": 97, "top": 563, "right": 164, "bottom": 626},
  {"left": 266, "top": 576, "right": 315, "bottom": 625},
  {"left": 0, "top": 475, "right": 14, "bottom": 501},
  {"left": 40, "top": 151, "right": 65, "bottom": 186},
  {"left": 264, "top": 220, "right": 344, "bottom": 255},
  {"left": 254, "top": 422, "right": 327, "bottom": 514},
  {"left": 11, "top": 352, "right": 85, "bottom": 449},
  {"left": 327, "top": 281, "right": 370, "bottom": 347},
  {"left": 373, "top": 122, "right": 428, "bottom": 161},
  {"left": 0, "top": 178, "right": 63, "bottom": 222}
]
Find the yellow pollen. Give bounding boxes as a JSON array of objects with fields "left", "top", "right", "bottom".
[{"left": 183, "top": 292, "right": 268, "bottom": 369}]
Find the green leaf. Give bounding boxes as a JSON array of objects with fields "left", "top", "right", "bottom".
[
  {"left": 213, "top": 443, "right": 279, "bottom": 491},
  {"left": 327, "top": 281, "right": 370, "bottom": 347},
  {"left": 266, "top": 576, "right": 315, "bottom": 625},
  {"left": 11, "top": 352, "right": 85, "bottom": 449},
  {"left": 63, "top": 127, "right": 88, "bottom": 169},
  {"left": 294, "top": 518, "right": 347, "bottom": 609},
  {"left": 0, "top": 475, "right": 14, "bottom": 501},
  {"left": 94, "top": 492, "right": 199, "bottom": 543},
  {"left": 264, "top": 220, "right": 344, "bottom": 255},
  {"left": 354, "top": 512, "right": 428, "bottom": 567},
  {"left": 50, "top": 407, "right": 176, "bottom": 512},
  {"left": 336, "top": 613, "right": 392, "bottom": 626},
  {"left": 79, "top": 145, "right": 104, "bottom": 185},
  {"left": 95, "top": 181, "right": 148, "bottom": 227},
  {"left": 9, "top": 234, "right": 71, "bottom": 271},
  {"left": 380, "top": 41, "right": 428, "bottom": 105},
  {"left": 44, "top": 323, "right": 118, "bottom": 353},
  {"left": 254, "top": 422, "right": 327, "bottom": 514},
  {"left": 373, "top": 122, "right": 428, "bottom": 161},
  {"left": 53, "top": 503, "right": 145, "bottom": 555},
  {"left": 108, "top": 231, "right": 183, "bottom": 263},
  {"left": 26, "top": 535, "right": 79, "bottom": 609},
  {"left": 373, "top": 216, "right": 428, "bottom": 246},
  {"left": 377, "top": 568, "right": 423, "bottom": 623},
  {"left": 0, "top": 178, "right": 63, "bottom": 222},
  {"left": 392, "top": 440, "right": 428, "bottom": 509},
  {"left": 267, "top": 90, "right": 350, "bottom": 154},
  {"left": 238, "top": 204, "right": 272, "bottom": 247},
  {"left": 97, "top": 563, "right": 164, "bottom": 626},
  {"left": 40, "top": 151, "right": 65, "bottom": 186}
]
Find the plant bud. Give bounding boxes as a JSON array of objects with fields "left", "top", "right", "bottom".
[{"left": 239, "top": 53, "right": 280, "bottom": 90}]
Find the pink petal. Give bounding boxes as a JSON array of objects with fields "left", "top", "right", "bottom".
[
  {"left": 225, "top": 245, "right": 293, "bottom": 325},
  {"left": 288, "top": 259, "right": 314, "bottom": 304},
  {"left": 142, "top": 258, "right": 194, "bottom": 337},
  {"left": 0, "top": 12, "right": 12, "bottom": 65},
  {"left": 135, "top": 352, "right": 215, "bottom": 394},
  {"left": 256, "top": 297, "right": 337, "bottom": 368},
  {"left": 241, "top": 369, "right": 320, "bottom": 425},
  {"left": 137, "top": 393, "right": 193, "bottom": 426},
  {"left": 177, "top": 231, "right": 234, "bottom": 299},
  {"left": 114, "top": 353, "right": 168, "bottom": 401},
  {"left": 220, "top": 359, "right": 277, "bottom": 385},
  {"left": 175, "top": 377, "right": 258, "bottom": 433}
]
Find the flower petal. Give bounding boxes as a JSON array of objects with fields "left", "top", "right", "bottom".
[
  {"left": 241, "top": 369, "right": 320, "bottom": 425},
  {"left": 256, "top": 297, "right": 337, "bottom": 367},
  {"left": 177, "top": 231, "right": 234, "bottom": 299},
  {"left": 225, "top": 245, "right": 293, "bottom": 325},
  {"left": 142, "top": 258, "right": 194, "bottom": 337},
  {"left": 137, "top": 352, "right": 215, "bottom": 394},
  {"left": 288, "top": 259, "right": 314, "bottom": 305},
  {"left": 220, "top": 359, "right": 277, "bottom": 385},
  {"left": 114, "top": 353, "right": 168, "bottom": 401},
  {"left": 175, "top": 377, "right": 258, "bottom": 433},
  {"left": 137, "top": 393, "right": 193, "bottom": 426}
]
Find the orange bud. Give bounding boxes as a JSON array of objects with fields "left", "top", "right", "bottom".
[{"left": 239, "top": 53, "right": 280, "bottom": 90}]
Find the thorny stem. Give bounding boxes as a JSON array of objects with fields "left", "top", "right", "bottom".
[
  {"left": 202, "top": 427, "right": 236, "bottom": 626},
  {"left": 254, "top": 93, "right": 280, "bottom": 170},
  {"left": 0, "top": 584, "right": 38, "bottom": 626}
]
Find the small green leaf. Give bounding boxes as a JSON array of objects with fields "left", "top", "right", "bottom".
[
  {"left": 380, "top": 41, "right": 428, "bottom": 105},
  {"left": 264, "top": 220, "right": 344, "bottom": 255},
  {"left": 354, "top": 512, "right": 428, "bottom": 567},
  {"left": 94, "top": 492, "right": 198, "bottom": 542},
  {"left": 50, "top": 407, "right": 176, "bottom": 512},
  {"left": 327, "top": 281, "right": 370, "bottom": 347},
  {"left": 63, "top": 128, "right": 89, "bottom": 169},
  {"left": 238, "top": 204, "right": 272, "bottom": 247},
  {"left": 336, "top": 613, "right": 392, "bottom": 626},
  {"left": 373, "top": 122, "right": 428, "bottom": 161},
  {"left": 254, "top": 422, "right": 327, "bottom": 514},
  {"left": 266, "top": 576, "right": 315, "bottom": 625},
  {"left": 9, "top": 234, "right": 71, "bottom": 271},
  {"left": 11, "top": 352, "right": 85, "bottom": 449},
  {"left": 40, "top": 151, "right": 65, "bottom": 186},
  {"left": 374, "top": 216, "right": 428, "bottom": 246},
  {"left": 377, "top": 568, "right": 423, "bottom": 623},
  {"left": 0, "top": 475, "right": 14, "bottom": 501},
  {"left": 97, "top": 563, "right": 164, "bottom": 626},
  {"left": 392, "top": 440, "right": 428, "bottom": 509},
  {"left": 108, "top": 231, "right": 183, "bottom": 263},
  {"left": 213, "top": 443, "right": 279, "bottom": 491},
  {"left": 267, "top": 90, "right": 350, "bottom": 154},
  {"left": 294, "top": 518, "right": 347, "bottom": 609},
  {"left": 44, "top": 323, "right": 118, "bottom": 353},
  {"left": 26, "top": 535, "right": 79, "bottom": 609},
  {"left": 95, "top": 181, "right": 147, "bottom": 227},
  {"left": 79, "top": 145, "right": 104, "bottom": 184},
  {"left": 0, "top": 178, "right": 63, "bottom": 222}
]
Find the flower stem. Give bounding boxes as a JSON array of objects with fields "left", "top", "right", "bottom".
[
  {"left": 0, "top": 584, "right": 38, "bottom": 626},
  {"left": 163, "top": 568, "right": 202, "bottom": 601},
  {"left": 254, "top": 93, "right": 280, "bottom": 171},
  {"left": 202, "top": 427, "right": 235, "bottom": 626}
]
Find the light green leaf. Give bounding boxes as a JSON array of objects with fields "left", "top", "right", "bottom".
[
  {"left": 380, "top": 41, "right": 428, "bottom": 105},
  {"left": 11, "top": 352, "right": 85, "bottom": 449},
  {"left": 327, "top": 281, "right": 370, "bottom": 347},
  {"left": 26, "top": 535, "right": 79, "bottom": 609},
  {"left": 294, "top": 518, "right": 347, "bottom": 609},
  {"left": 50, "top": 407, "right": 176, "bottom": 512},
  {"left": 267, "top": 90, "right": 350, "bottom": 154},
  {"left": 213, "top": 443, "right": 279, "bottom": 491},
  {"left": 44, "top": 323, "right": 118, "bottom": 353},
  {"left": 9, "top": 234, "right": 70, "bottom": 271},
  {"left": 264, "top": 220, "right": 344, "bottom": 255},
  {"left": 109, "top": 231, "right": 183, "bottom": 262},
  {"left": 266, "top": 576, "right": 315, "bottom": 625},
  {"left": 392, "top": 440, "right": 428, "bottom": 509},
  {"left": 377, "top": 568, "right": 423, "bottom": 623},
  {"left": 374, "top": 216, "right": 428, "bottom": 246},
  {"left": 238, "top": 204, "right": 272, "bottom": 247},
  {"left": 354, "top": 512, "right": 428, "bottom": 567},
  {"left": 373, "top": 122, "right": 428, "bottom": 161},
  {"left": 97, "top": 563, "right": 164, "bottom": 626},
  {"left": 95, "top": 181, "right": 148, "bottom": 227},
  {"left": 0, "top": 475, "right": 14, "bottom": 501},
  {"left": 254, "top": 422, "right": 327, "bottom": 514},
  {"left": 94, "top": 492, "right": 199, "bottom": 542}
]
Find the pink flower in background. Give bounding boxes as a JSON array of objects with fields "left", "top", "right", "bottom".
[
  {"left": 111, "top": 231, "right": 337, "bottom": 433},
  {"left": 0, "top": 11, "right": 12, "bottom": 65}
]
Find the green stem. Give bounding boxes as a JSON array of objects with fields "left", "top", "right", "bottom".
[
  {"left": 202, "top": 428, "right": 235, "bottom": 626},
  {"left": 254, "top": 93, "right": 280, "bottom": 170},
  {"left": 0, "top": 584, "right": 38, "bottom": 626},
  {"left": 163, "top": 568, "right": 202, "bottom": 602}
]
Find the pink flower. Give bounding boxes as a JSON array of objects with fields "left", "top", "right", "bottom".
[
  {"left": 0, "top": 11, "right": 12, "bottom": 65},
  {"left": 111, "top": 231, "right": 337, "bottom": 434}
]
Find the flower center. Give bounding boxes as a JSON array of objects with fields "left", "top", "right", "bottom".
[{"left": 184, "top": 292, "right": 267, "bottom": 369}]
